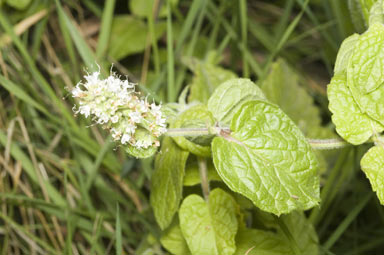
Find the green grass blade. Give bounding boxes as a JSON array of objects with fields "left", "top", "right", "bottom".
[
  {"left": 239, "top": 0, "right": 249, "bottom": 77},
  {"left": 0, "top": 74, "right": 50, "bottom": 116},
  {"left": 261, "top": 0, "right": 310, "bottom": 80},
  {"left": 0, "top": 211, "right": 59, "bottom": 255},
  {"left": 116, "top": 204, "right": 122, "bottom": 255},
  {"left": 85, "top": 139, "right": 113, "bottom": 191},
  {"left": 96, "top": 0, "right": 116, "bottom": 60},
  {"left": 0, "top": 11, "right": 79, "bottom": 130},
  {"left": 54, "top": 0, "right": 98, "bottom": 73},
  {"left": 323, "top": 193, "right": 372, "bottom": 250},
  {"left": 166, "top": 0, "right": 175, "bottom": 102}
]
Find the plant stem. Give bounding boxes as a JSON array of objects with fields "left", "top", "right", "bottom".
[
  {"left": 165, "top": 127, "right": 230, "bottom": 137},
  {"left": 165, "top": 128, "right": 350, "bottom": 150},
  {"left": 198, "top": 157, "right": 210, "bottom": 200},
  {"left": 165, "top": 128, "right": 210, "bottom": 137},
  {"left": 307, "top": 138, "right": 350, "bottom": 150}
]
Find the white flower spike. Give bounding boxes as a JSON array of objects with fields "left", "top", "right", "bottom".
[{"left": 72, "top": 71, "right": 167, "bottom": 152}]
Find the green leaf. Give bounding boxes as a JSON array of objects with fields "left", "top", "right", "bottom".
[
  {"left": 179, "top": 189, "right": 238, "bottom": 255},
  {"left": 187, "top": 60, "right": 237, "bottom": 103},
  {"left": 361, "top": 145, "right": 384, "bottom": 204},
  {"left": 109, "top": 15, "right": 165, "bottom": 60},
  {"left": 161, "top": 218, "right": 191, "bottom": 255},
  {"left": 129, "top": 0, "right": 178, "bottom": 18},
  {"left": 349, "top": 77, "right": 384, "bottom": 126},
  {"left": 344, "top": 23, "right": 384, "bottom": 126},
  {"left": 328, "top": 73, "right": 384, "bottom": 144},
  {"left": 261, "top": 59, "right": 329, "bottom": 139},
  {"left": 278, "top": 212, "right": 319, "bottom": 255},
  {"left": 334, "top": 34, "right": 360, "bottom": 75},
  {"left": 183, "top": 156, "right": 221, "bottom": 186},
  {"left": 235, "top": 212, "right": 318, "bottom": 255},
  {"left": 212, "top": 100, "right": 320, "bottom": 215},
  {"left": 369, "top": 0, "right": 384, "bottom": 25},
  {"left": 150, "top": 137, "right": 189, "bottom": 229},
  {"left": 170, "top": 104, "right": 215, "bottom": 157},
  {"left": 261, "top": 60, "right": 331, "bottom": 175},
  {"left": 5, "top": 0, "right": 30, "bottom": 10},
  {"left": 348, "top": 22, "right": 384, "bottom": 94},
  {"left": 234, "top": 228, "right": 292, "bottom": 255},
  {"left": 208, "top": 78, "right": 265, "bottom": 125}
]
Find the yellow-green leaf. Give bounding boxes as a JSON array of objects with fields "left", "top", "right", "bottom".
[
  {"left": 161, "top": 218, "right": 191, "bottom": 255},
  {"left": 212, "top": 101, "right": 320, "bottom": 215},
  {"left": 150, "top": 137, "right": 189, "bottom": 229},
  {"left": 208, "top": 78, "right": 265, "bottom": 125},
  {"left": 328, "top": 72, "right": 384, "bottom": 144},
  {"left": 361, "top": 145, "right": 384, "bottom": 204},
  {"left": 179, "top": 189, "right": 238, "bottom": 255}
]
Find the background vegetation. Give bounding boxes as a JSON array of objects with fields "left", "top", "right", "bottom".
[{"left": 0, "top": 0, "right": 383, "bottom": 254}]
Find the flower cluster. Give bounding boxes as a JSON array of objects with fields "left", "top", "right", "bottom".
[{"left": 72, "top": 71, "right": 167, "bottom": 149}]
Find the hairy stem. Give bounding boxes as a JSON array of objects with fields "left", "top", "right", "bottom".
[
  {"left": 165, "top": 127, "right": 230, "bottom": 137},
  {"left": 198, "top": 157, "right": 210, "bottom": 200},
  {"left": 307, "top": 138, "right": 350, "bottom": 150},
  {"left": 165, "top": 128, "right": 350, "bottom": 150},
  {"left": 165, "top": 128, "right": 210, "bottom": 137}
]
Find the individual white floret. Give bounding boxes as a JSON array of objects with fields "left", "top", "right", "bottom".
[
  {"left": 84, "top": 71, "right": 101, "bottom": 87},
  {"left": 111, "top": 115, "right": 119, "bottom": 123},
  {"left": 72, "top": 85, "right": 84, "bottom": 98},
  {"left": 121, "top": 133, "right": 131, "bottom": 144},
  {"left": 129, "top": 111, "right": 143, "bottom": 123},
  {"left": 125, "top": 123, "right": 136, "bottom": 134},
  {"left": 78, "top": 105, "right": 91, "bottom": 117}
]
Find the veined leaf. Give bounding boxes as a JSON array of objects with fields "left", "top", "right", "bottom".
[
  {"left": 361, "top": 145, "right": 384, "bottom": 204},
  {"left": 212, "top": 100, "right": 320, "bottom": 215},
  {"left": 235, "top": 212, "right": 318, "bottom": 255},
  {"left": 161, "top": 218, "right": 191, "bottom": 255},
  {"left": 261, "top": 59, "right": 331, "bottom": 176},
  {"left": 334, "top": 34, "right": 359, "bottom": 75},
  {"left": 208, "top": 78, "right": 265, "bottom": 125},
  {"left": 187, "top": 59, "right": 237, "bottom": 103},
  {"left": 150, "top": 137, "right": 189, "bottom": 229},
  {"left": 346, "top": 23, "right": 384, "bottom": 126},
  {"left": 349, "top": 78, "right": 384, "bottom": 126},
  {"left": 369, "top": 0, "right": 384, "bottom": 25},
  {"left": 234, "top": 228, "right": 292, "bottom": 255},
  {"left": 179, "top": 189, "right": 238, "bottom": 255},
  {"left": 261, "top": 59, "right": 330, "bottom": 139},
  {"left": 328, "top": 73, "right": 384, "bottom": 144},
  {"left": 170, "top": 104, "right": 215, "bottom": 157},
  {"left": 278, "top": 212, "right": 319, "bottom": 255},
  {"left": 348, "top": 22, "right": 384, "bottom": 94}
]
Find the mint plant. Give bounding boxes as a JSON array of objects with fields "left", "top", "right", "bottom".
[
  {"left": 67, "top": 3, "right": 384, "bottom": 254},
  {"left": 72, "top": 66, "right": 325, "bottom": 254}
]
